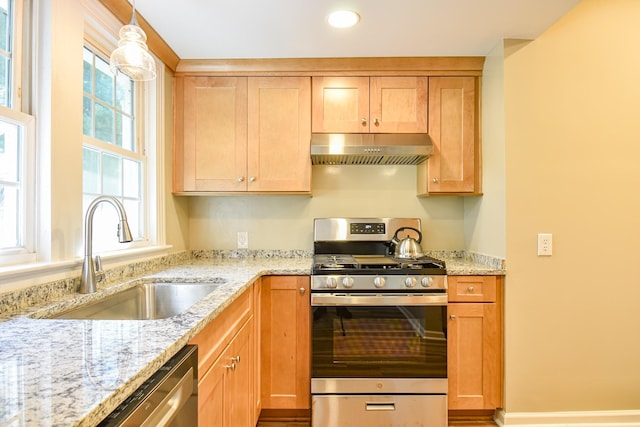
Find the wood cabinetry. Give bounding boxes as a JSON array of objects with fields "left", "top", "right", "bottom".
[
  {"left": 174, "top": 76, "right": 311, "bottom": 194},
  {"left": 260, "top": 276, "right": 310, "bottom": 410},
  {"left": 312, "top": 76, "right": 428, "bottom": 133},
  {"left": 447, "top": 276, "right": 503, "bottom": 410},
  {"left": 189, "top": 286, "right": 256, "bottom": 427},
  {"left": 418, "top": 76, "right": 480, "bottom": 195}
]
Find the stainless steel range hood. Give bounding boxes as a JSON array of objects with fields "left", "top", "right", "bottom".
[{"left": 310, "top": 133, "right": 433, "bottom": 165}]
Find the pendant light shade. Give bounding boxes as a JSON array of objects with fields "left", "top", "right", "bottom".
[{"left": 109, "top": 2, "right": 156, "bottom": 81}]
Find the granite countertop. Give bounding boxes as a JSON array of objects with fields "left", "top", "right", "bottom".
[{"left": 0, "top": 252, "right": 504, "bottom": 427}]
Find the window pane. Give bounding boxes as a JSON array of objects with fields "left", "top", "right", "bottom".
[
  {"left": 0, "top": 0, "right": 10, "bottom": 109},
  {"left": 83, "top": 48, "right": 93, "bottom": 94},
  {"left": 116, "top": 112, "right": 133, "bottom": 150},
  {"left": 95, "top": 56, "right": 114, "bottom": 105},
  {"left": 0, "top": 185, "right": 18, "bottom": 249},
  {"left": 0, "top": 119, "right": 19, "bottom": 182},
  {"left": 87, "top": 198, "right": 120, "bottom": 253},
  {"left": 116, "top": 73, "right": 133, "bottom": 114},
  {"left": 94, "top": 102, "right": 114, "bottom": 143},
  {"left": 82, "top": 96, "right": 93, "bottom": 137},
  {"left": 0, "top": 55, "right": 8, "bottom": 108},
  {"left": 123, "top": 198, "right": 140, "bottom": 239},
  {"left": 0, "top": 1, "right": 10, "bottom": 52},
  {"left": 82, "top": 147, "right": 100, "bottom": 195},
  {"left": 123, "top": 159, "right": 139, "bottom": 198},
  {"left": 102, "top": 153, "right": 121, "bottom": 196}
]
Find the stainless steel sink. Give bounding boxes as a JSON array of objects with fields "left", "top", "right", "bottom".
[{"left": 51, "top": 282, "right": 224, "bottom": 320}]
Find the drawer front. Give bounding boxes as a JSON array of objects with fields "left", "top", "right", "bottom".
[
  {"left": 190, "top": 286, "right": 253, "bottom": 382},
  {"left": 448, "top": 276, "right": 497, "bottom": 302}
]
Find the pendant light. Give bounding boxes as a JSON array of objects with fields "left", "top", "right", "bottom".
[{"left": 109, "top": 0, "right": 156, "bottom": 81}]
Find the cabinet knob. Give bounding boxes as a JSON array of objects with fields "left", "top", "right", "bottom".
[
  {"left": 374, "top": 118, "right": 380, "bottom": 126},
  {"left": 467, "top": 286, "right": 475, "bottom": 292},
  {"left": 249, "top": 176, "right": 256, "bottom": 182},
  {"left": 432, "top": 178, "right": 439, "bottom": 183},
  {"left": 237, "top": 177, "right": 245, "bottom": 183},
  {"left": 299, "top": 287, "right": 306, "bottom": 295},
  {"left": 361, "top": 118, "right": 367, "bottom": 126},
  {"left": 449, "top": 314, "right": 456, "bottom": 320},
  {"left": 225, "top": 362, "right": 236, "bottom": 371},
  {"left": 231, "top": 355, "right": 241, "bottom": 363}
]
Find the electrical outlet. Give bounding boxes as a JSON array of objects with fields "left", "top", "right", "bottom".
[
  {"left": 537, "top": 233, "right": 552, "bottom": 256},
  {"left": 237, "top": 231, "right": 248, "bottom": 249}
]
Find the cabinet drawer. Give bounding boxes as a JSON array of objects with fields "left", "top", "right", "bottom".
[
  {"left": 448, "top": 276, "right": 497, "bottom": 302},
  {"left": 190, "top": 286, "right": 253, "bottom": 382}
]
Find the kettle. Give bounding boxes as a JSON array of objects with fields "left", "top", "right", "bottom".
[{"left": 391, "top": 227, "right": 424, "bottom": 259}]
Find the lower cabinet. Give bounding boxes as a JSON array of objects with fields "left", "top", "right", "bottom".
[
  {"left": 189, "top": 285, "right": 255, "bottom": 427},
  {"left": 260, "top": 276, "right": 311, "bottom": 410},
  {"left": 447, "top": 275, "right": 503, "bottom": 410}
]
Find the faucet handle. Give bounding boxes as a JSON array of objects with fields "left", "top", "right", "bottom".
[{"left": 94, "top": 256, "right": 105, "bottom": 282}]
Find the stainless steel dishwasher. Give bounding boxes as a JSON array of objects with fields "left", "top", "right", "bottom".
[{"left": 98, "top": 345, "right": 198, "bottom": 426}]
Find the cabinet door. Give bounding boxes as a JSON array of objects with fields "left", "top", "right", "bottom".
[
  {"left": 369, "top": 77, "right": 428, "bottom": 133},
  {"left": 261, "top": 276, "right": 310, "bottom": 409},
  {"left": 448, "top": 303, "right": 500, "bottom": 409},
  {"left": 312, "top": 77, "right": 370, "bottom": 133},
  {"left": 247, "top": 77, "right": 311, "bottom": 192},
  {"left": 176, "top": 76, "right": 248, "bottom": 192},
  {"left": 227, "top": 321, "right": 252, "bottom": 427},
  {"left": 198, "top": 351, "right": 227, "bottom": 427},
  {"left": 420, "top": 76, "right": 478, "bottom": 194}
]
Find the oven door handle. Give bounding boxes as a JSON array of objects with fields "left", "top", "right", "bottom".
[{"left": 311, "top": 293, "right": 447, "bottom": 306}]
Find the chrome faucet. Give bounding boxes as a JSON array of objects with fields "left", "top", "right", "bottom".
[{"left": 80, "top": 196, "right": 133, "bottom": 294}]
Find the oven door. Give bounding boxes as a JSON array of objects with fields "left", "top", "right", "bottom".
[{"left": 311, "top": 292, "right": 447, "bottom": 381}]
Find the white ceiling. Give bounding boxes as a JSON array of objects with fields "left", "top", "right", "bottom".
[{"left": 134, "top": 0, "right": 581, "bottom": 60}]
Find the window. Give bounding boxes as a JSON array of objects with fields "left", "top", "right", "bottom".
[
  {"left": 82, "top": 45, "right": 146, "bottom": 253},
  {"left": 0, "top": 109, "right": 33, "bottom": 254},
  {"left": 0, "top": 0, "right": 32, "bottom": 266}
]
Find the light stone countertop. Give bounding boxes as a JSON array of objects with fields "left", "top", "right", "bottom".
[{"left": 0, "top": 252, "right": 504, "bottom": 427}]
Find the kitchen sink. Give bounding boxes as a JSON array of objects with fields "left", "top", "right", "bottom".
[{"left": 50, "top": 281, "right": 225, "bottom": 320}]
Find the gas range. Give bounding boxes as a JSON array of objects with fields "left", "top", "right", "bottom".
[{"left": 312, "top": 218, "right": 447, "bottom": 292}]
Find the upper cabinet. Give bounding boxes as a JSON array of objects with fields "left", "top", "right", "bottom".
[
  {"left": 173, "top": 76, "right": 311, "bottom": 194},
  {"left": 418, "top": 76, "right": 480, "bottom": 195},
  {"left": 312, "top": 76, "right": 428, "bottom": 133}
]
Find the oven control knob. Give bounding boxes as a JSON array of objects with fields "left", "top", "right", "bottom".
[
  {"left": 421, "top": 277, "right": 433, "bottom": 287},
  {"left": 342, "top": 277, "right": 354, "bottom": 288},
  {"left": 405, "top": 277, "right": 417, "bottom": 288},
  {"left": 325, "top": 277, "right": 338, "bottom": 289},
  {"left": 373, "top": 277, "right": 386, "bottom": 288}
]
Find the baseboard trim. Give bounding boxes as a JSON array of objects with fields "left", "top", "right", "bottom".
[{"left": 496, "top": 409, "right": 640, "bottom": 426}]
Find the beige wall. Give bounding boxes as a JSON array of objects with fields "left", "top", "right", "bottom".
[
  {"left": 503, "top": 0, "right": 640, "bottom": 412},
  {"left": 163, "top": 66, "right": 190, "bottom": 252},
  {"left": 465, "top": 42, "right": 507, "bottom": 259},
  {"left": 187, "top": 165, "right": 466, "bottom": 250}
]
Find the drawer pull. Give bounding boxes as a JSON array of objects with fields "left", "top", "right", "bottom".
[
  {"left": 467, "top": 286, "right": 475, "bottom": 292},
  {"left": 366, "top": 403, "right": 396, "bottom": 411}
]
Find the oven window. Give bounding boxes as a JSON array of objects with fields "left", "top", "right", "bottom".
[{"left": 312, "top": 305, "right": 447, "bottom": 378}]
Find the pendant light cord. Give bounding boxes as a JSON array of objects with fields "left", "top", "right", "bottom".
[{"left": 129, "top": 0, "right": 139, "bottom": 26}]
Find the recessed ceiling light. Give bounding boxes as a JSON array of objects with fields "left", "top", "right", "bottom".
[{"left": 328, "top": 10, "right": 360, "bottom": 28}]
